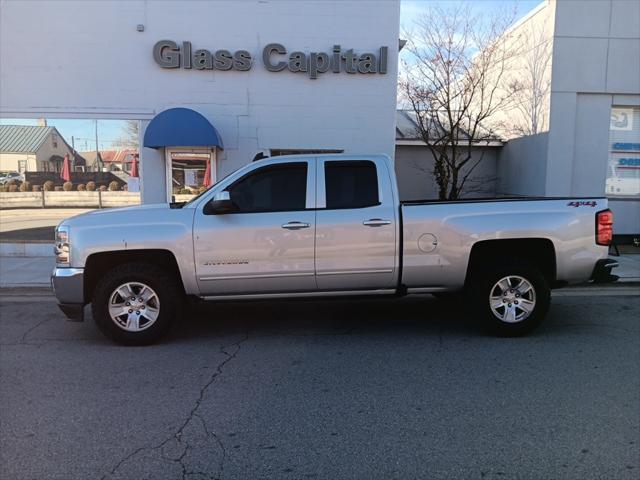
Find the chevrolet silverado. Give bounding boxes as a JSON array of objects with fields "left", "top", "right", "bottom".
[{"left": 52, "top": 154, "right": 618, "bottom": 344}]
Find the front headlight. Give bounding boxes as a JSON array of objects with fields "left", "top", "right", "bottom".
[{"left": 55, "top": 225, "right": 70, "bottom": 266}]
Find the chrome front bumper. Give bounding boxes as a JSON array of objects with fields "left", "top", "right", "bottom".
[{"left": 51, "top": 267, "right": 85, "bottom": 321}]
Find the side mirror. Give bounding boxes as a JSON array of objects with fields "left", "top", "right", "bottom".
[{"left": 205, "top": 191, "right": 236, "bottom": 214}]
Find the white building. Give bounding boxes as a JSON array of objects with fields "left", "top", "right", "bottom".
[
  {"left": 0, "top": 0, "right": 400, "bottom": 203},
  {"left": 498, "top": 0, "right": 640, "bottom": 236}
]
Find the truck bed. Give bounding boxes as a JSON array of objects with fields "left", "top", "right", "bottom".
[{"left": 399, "top": 197, "right": 608, "bottom": 291}]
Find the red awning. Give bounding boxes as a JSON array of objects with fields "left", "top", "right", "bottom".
[
  {"left": 203, "top": 158, "right": 211, "bottom": 187},
  {"left": 130, "top": 154, "right": 139, "bottom": 178},
  {"left": 60, "top": 154, "right": 71, "bottom": 182}
]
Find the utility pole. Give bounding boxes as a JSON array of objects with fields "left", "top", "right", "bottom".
[
  {"left": 94, "top": 119, "right": 102, "bottom": 172},
  {"left": 71, "top": 136, "right": 76, "bottom": 171}
]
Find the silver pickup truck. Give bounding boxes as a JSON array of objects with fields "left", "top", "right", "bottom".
[{"left": 52, "top": 154, "right": 618, "bottom": 344}]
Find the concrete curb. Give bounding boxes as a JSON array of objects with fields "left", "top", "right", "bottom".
[
  {"left": 570, "top": 281, "right": 640, "bottom": 288},
  {"left": 0, "top": 242, "right": 52, "bottom": 257}
]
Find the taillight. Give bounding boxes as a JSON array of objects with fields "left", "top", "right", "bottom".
[{"left": 596, "top": 209, "right": 613, "bottom": 246}]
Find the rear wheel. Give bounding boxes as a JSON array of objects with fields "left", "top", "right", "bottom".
[
  {"left": 470, "top": 261, "right": 550, "bottom": 336},
  {"left": 92, "top": 262, "right": 181, "bottom": 345}
]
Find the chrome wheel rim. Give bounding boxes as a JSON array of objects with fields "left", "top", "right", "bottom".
[
  {"left": 489, "top": 275, "right": 536, "bottom": 323},
  {"left": 108, "top": 282, "right": 160, "bottom": 332}
]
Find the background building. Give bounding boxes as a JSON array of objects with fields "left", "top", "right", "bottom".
[
  {"left": 398, "top": 0, "right": 639, "bottom": 237},
  {"left": 497, "top": 0, "right": 639, "bottom": 236},
  {"left": 394, "top": 111, "right": 503, "bottom": 201},
  {"left": 0, "top": 125, "right": 79, "bottom": 174},
  {"left": 0, "top": 0, "right": 400, "bottom": 203}
]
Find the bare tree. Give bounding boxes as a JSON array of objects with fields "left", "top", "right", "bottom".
[
  {"left": 400, "top": 4, "right": 520, "bottom": 200},
  {"left": 114, "top": 120, "right": 140, "bottom": 148},
  {"left": 506, "top": 20, "right": 553, "bottom": 137}
]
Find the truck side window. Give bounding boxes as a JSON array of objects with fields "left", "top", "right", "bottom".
[
  {"left": 228, "top": 162, "right": 307, "bottom": 212},
  {"left": 325, "top": 161, "right": 379, "bottom": 209}
]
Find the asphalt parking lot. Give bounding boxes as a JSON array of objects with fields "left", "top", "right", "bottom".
[{"left": 1, "top": 289, "right": 639, "bottom": 480}]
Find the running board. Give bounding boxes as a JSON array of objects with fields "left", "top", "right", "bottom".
[{"left": 200, "top": 289, "right": 397, "bottom": 301}]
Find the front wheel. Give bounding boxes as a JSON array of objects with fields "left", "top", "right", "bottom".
[
  {"left": 470, "top": 261, "right": 550, "bottom": 336},
  {"left": 92, "top": 262, "right": 181, "bottom": 345}
]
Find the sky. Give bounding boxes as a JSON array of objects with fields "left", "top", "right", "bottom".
[
  {"left": 400, "top": 0, "right": 542, "bottom": 31},
  {"left": 1, "top": 0, "right": 543, "bottom": 151}
]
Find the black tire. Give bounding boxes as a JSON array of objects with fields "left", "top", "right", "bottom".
[
  {"left": 469, "top": 260, "right": 550, "bottom": 337},
  {"left": 431, "top": 291, "right": 465, "bottom": 303},
  {"left": 92, "top": 262, "right": 182, "bottom": 345}
]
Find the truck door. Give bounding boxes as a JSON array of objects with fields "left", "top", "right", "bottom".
[
  {"left": 193, "top": 159, "right": 317, "bottom": 295},
  {"left": 315, "top": 158, "right": 398, "bottom": 290}
]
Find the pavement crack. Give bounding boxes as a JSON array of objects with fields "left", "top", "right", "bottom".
[
  {"left": 101, "top": 331, "right": 249, "bottom": 480},
  {"left": 189, "top": 332, "right": 249, "bottom": 479},
  {"left": 19, "top": 316, "right": 53, "bottom": 343}
]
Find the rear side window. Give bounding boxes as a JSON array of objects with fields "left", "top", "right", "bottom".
[
  {"left": 228, "top": 163, "right": 307, "bottom": 213},
  {"left": 325, "top": 161, "right": 379, "bottom": 209}
]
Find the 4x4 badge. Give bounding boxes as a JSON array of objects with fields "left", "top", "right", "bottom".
[{"left": 567, "top": 201, "right": 597, "bottom": 207}]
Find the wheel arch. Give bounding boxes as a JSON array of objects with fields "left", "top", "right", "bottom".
[
  {"left": 464, "top": 238, "right": 557, "bottom": 287},
  {"left": 84, "top": 249, "right": 186, "bottom": 302}
]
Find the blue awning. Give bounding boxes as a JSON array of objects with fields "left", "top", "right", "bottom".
[{"left": 143, "top": 107, "right": 224, "bottom": 149}]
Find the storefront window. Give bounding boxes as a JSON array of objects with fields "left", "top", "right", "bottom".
[
  {"left": 167, "top": 149, "right": 215, "bottom": 200},
  {"left": 607, "top": 106, "right": 640, "bottom": 197}
]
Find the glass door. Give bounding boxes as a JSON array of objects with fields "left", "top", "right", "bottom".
[{"left": 165, "top": 147, "right": 216, "bottom": 201}]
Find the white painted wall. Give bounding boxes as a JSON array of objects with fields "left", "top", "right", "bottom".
[
  {"left": 487, "top": 0, "right": 555, "bottom": 140},
  {"left": 497, "top": 133, "right": 548, "bottom": 196},
  {"left": 0, "top": 153, "right": 36, "bottom": 172},
  {"left": 0, "top": 0, "right": 400, "bottom": 202}
]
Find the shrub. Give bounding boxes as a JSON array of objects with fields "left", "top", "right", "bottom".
[
  {"left": 54, "top": 186, "right": 63, "bottom": 191},
  {"left": 108, "top": 181, "right": 120, "bottom": 191},
  {"left": 8, "top": 184, "right": 19, "bottom": 192},
  {"left": 63, "top": 181, "right": 73, "bottom": 191},
  {"left": 0, "top": 185, "right": 5, "bottom": 192},
  {"left": 179, "top": 188, "right": 192, "bottom": 195},
  {"left": 86, "top": 181, "right": 96, "bottom": 191},
  {"left": 19, "top": 181, "right": 31, "bottom": 192},
  {"left": 32, "top": 185, "right": 41, "bottom": 192},
  {"left": 122, "top": 184, "right": 128, "bottom": 191},
  {"left": 43, "top": 180, "right": 55, "bottom": 191},
  {"left": 6, "top": 179, "right": 17, "bottom": 188},
  {"left": 99, "top": 185, "right": 108, "bottom": 191},
  {"left": 77, "top": 183, "right": 86, "bottom": 191}
]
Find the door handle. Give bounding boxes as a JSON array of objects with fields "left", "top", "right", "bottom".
[
  {"left": 363, "top": 218, "right": 391, "bottom": 227},
  {"left": 282, "top": 221, "right": 311, "bottom": 230}
]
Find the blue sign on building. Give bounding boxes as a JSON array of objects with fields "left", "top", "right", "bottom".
[
  {"left": 612, "top": 143, "right": 640, "bottom": 151},
  {"left": 618, "top": 157, "right": 640, "bottom": 168}
]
